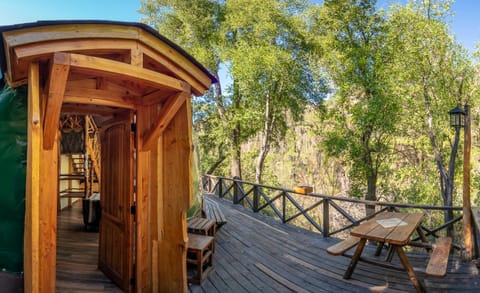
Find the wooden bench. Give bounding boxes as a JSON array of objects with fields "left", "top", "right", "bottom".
[
  {"left": 326, "top": 236, "right": 361, "bottom": 256},
  {"left": 426, "top": 237, "right": 452, "bottom": 277},
  {"left": 187, "top": 233, "right": 214, "bottom": 284},
  {"left": 187, "top": 217, "right": 217, "bottom": 253},
  {"left": 203, "top": 197, "right": 227, "bottom": 228}
]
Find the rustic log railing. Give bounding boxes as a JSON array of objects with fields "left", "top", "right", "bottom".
[{"left": 202, "top": 175, "right": 466, "bottom": 252}]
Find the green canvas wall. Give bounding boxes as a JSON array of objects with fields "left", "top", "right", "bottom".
[{"left": 0, "top": 85, "right": 27, "bottom": 272}]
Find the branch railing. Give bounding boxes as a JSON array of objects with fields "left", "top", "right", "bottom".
[{"left": 202, "top": 175, "right": 466, "bottom": 253}]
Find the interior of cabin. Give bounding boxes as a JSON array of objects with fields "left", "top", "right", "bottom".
[{"left": 56, "top": 111, "right": 132, "bottom": 292}]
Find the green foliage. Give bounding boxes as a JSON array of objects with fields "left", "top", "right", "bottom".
[{"left": 141, "top": 0, "right": 480, "bottom": 212}]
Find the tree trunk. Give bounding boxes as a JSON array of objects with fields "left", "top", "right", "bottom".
[
  {"left": 231, "top": 122, "right": 242, "bottom": 178},
  {"left": 206, "top": 154, "right": 226, "bottom": 175},
  {"left": 423, "top": 78, "right": 460, "bottom": 238},
  {"left": 365, "top": 171, "right": 377, "bottom": 217},
  {"left": 230, "top": 80, "right": 242, "bottom": 178},
  {"left": 255, "top": 93, "right": 273, "bottom": 184}
]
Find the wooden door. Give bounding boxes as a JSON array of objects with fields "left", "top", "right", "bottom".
[{"left": 99, "top": 114, "right": 134, "bottom": 292}]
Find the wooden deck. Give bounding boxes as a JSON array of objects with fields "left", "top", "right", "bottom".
[
  {"left": 190, "top": 195, "right": 480, "bottom": 293},
  {"left": 56, "top": 202, "right": 122, "bottom": 293},
  {"left": 56, "top": 197, "right": 480, "bottom": 292}
]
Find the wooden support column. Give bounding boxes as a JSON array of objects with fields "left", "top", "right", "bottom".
[
  {"left": 136, "top": 95, "right": 191, "bottom": 292},
  {"left": 39, "top": 135, "right": 58, "bottom": 292},
  {"left": 463, "top": 103, "right": 473, "bottom": 261},
  {"left": 25, "top": 62, "right": 41, "bottom": 293},
  {"left": 25, "top": 61, "right": 59, "bottom": 293},
  {"left": 158, "top": 98, "right": 191, "bottom": 292}
]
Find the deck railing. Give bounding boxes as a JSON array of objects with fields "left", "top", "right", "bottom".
[{"left": 202, "top": 175, "right": 466, "bottom": 253}]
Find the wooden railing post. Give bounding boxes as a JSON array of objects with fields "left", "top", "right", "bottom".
[
  {"left": 233, "top": 180, "right": 239, "bottom": 204},
  {"left": 282, "top": 192, "right": 286, "bottom": 223},
  {"left": 323, "top": 199, "right": 330, "bottom": 237},
  {"left": 218, "top": 177, "right": 223, "bottom": 198},
  {"left": 253, "top": 185, "right": 259, "bottom": 212}
]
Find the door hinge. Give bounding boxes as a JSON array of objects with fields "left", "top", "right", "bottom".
[
  {"left": 131, "top": 122, "right": 137, "bottom": 133},
  {"left": 130, "top": 203, "right": 136, "bottom": 215}
]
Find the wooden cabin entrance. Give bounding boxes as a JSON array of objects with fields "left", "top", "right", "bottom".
[
  {"left": 57, "top": 111, "right": 135, "bottom": 292},
  {"left": 0, "top": 21, "right": 215, "bottom": 293}
]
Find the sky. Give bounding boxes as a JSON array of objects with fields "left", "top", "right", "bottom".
[{"left": 0, "top": 0, "right": 478, "bottom": 53}]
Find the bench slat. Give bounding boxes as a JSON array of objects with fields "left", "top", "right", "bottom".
[
  {"left": 327, "top": 236, "right": 360, "bottom": 256},
  {"left": 203, "top": 198, "right": 227, "bottom": 227},
  {"left": 426, "top": 237, "right": 451, "bottom": 277}
]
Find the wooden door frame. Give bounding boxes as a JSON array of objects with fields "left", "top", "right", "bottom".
[
  {"left": 25, "top": 59, "right": 193, "bottom": 293},
  {"left": 25, "top": 62, "right": 138, "bottom": 292}
]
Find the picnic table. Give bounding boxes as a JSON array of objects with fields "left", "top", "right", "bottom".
[{"left": 344, "top": 212, "right": 424, "bottom": 291}]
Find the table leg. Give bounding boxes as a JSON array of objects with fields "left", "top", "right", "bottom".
[
  {"left": 395, "top": 246, "right": 425, "bottom": 293},
  {"left": 416, "top": 226, "right": 431, "bottom": 253},
  {"left": 375, "top": 242, "right": 384, "bottom": 256},
  {"left": 343, "top": 238, "right": 366, "bottom": 279},
  {"left": 385, "top": 245, "right": 395, "bottom": 262}
]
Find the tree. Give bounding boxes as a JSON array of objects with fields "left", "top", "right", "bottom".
[
  {"left": 140, "top": 0, "right": 244, "bottom": 177},
  {"left": 222, "top": 0, "right": 324, "bottom": 183},
  {"left": 312, "top": 0, "right": 400, "bottom": 216},
  {"left": 141, "top": 0, "right": 323, "bottom": 182},
  {"left": 386, "top": 0, "right": 476, "bottom": 237}
]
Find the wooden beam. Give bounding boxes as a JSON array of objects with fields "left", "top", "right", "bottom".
[
  {"left": 158, "top": 101, "right": 191, "bottom": 292},
  {"left": 55, "top": 52, "right": 191, "bottom": 93},
  {"left": 141, "top": 90, "right": 172, "bottom": 106},
  {"left": 142, "top": 91, "right": 189, "bottom": 150},
  {"left": 61, "top": 104, "right": 120, "bottom": 116},
  {"left": 25, "top": 62, "right": 41, "bottom": 293},
  {"left": 64, "top": 86, "right": 138, "bottom": 109},
  {"left": 14, "top": 39, "right": 134, "bottom": 60},
  {"left": 141, "top": 46, "right": 208, "bottom": 96},
  {"left": 463, "top": 103, "right": 473, "bottom": 261},
  {"left": 43, "top": 53, "right": 70, "bottom": 149}
]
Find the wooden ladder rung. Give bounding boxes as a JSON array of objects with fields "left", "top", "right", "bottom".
[
  {"left": 426, "top": 237, "right": 452, "bottom": 277},
  {"left": 327, "top": 236, "right": 361, "bottom": 256}
]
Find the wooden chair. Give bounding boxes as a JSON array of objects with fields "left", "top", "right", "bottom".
[{"left": 187, "top": 233, "right": 214, "bottom": 284}]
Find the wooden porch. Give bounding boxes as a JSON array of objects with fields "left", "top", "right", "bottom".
[
  {"left": 191, "top": 195, "right": 480, "bottom": 292},
  {"left": 56, "top": 196, "right": 480, "bottom": 292}
]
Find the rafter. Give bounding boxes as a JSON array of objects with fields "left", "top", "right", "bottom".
[
  {"left": 43, "top": 53, "right": 70, "bottom": 150},
  {"left": 142, "top": 91, "right": 190, "bottom": 150},
  {"left": 54, "top": 52, "right": 191, "bottom": 93}
]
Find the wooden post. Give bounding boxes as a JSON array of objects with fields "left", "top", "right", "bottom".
[
  {"left": 282, "top": 192, "right": 286, "bottom": 223},
  {"left": 253, "top": 185, "right": 259, "bottom": 212},
  {"left": 218, "top": 178, "right": 223, "bottom": 198},
  {"left": 463, "top": 103, "right": 473, "bottom": 261},
  {"left": 25, "top": 62, "right": 41, "bottom": 293},
  {"left": 323, "top": 199, "right": 330, "bottom": 237},
  {"left": 233, "top": 180, "right": 239, "bottom": 204}
]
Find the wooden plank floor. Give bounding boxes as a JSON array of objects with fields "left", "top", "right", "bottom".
[
  {"left": 190, "top": 195, "right": 480, "bottom": 293},
  {"left": 56, "top": 202, "right": 122, "bottom": 293}
]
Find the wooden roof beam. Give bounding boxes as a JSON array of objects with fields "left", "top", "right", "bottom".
[
  {"left": 55, "top": 52, "right": 191, "bottom": 93},
  {"left": 61, "top": 104, "right": 121, "bottom": 117},
  {"left": 43, "top": 53, "right": 70, "bottom": 150},
  {"left": 63, "top": 86, "right": 137, "bottom": 110},
  {"left": 142, "top": 91, "right": 189, "bottom": 150}
]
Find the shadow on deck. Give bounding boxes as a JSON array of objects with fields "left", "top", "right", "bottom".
[{"left": 190, "top": 195, "right": 480, "bottom": 293}]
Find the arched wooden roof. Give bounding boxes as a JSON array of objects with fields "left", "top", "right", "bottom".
[
  {"left": 0, "top": 21, "right": 217, "bottom": 150},
  {"left": 0, "top": 20, "right": 216, "bottom": 96}
]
